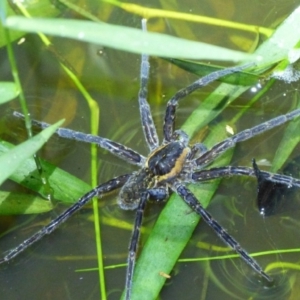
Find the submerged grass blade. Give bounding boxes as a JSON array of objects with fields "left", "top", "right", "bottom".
[
  {"left": 0, "top": 139, "right": 91, "bottom": 203},
  {"left": 0, "top": 191, "right": 53, "bottom": 215},
  {"left": 270, "top": 93, "right": 300, "bottom": 173},
  {"left": 0, "top": 120, "right": 64, "bottom": 186},
  {"left": 0, "top": 82, "right": 19, "bottom": 104},
  {"left": 103, "top": 0, "right": 273, "bottom": 38}
]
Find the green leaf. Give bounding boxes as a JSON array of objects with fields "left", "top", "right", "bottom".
[
  {"left": 4, "top": 16, "right": 251, "bottom": 60},
  {"left": 0, "top": 191, "right": 53, "bottom": 215},
  {"left": 0, "top": 140, "right": 91, "bottom": 204},
  {"left": 271, "top": 94, "right": 300, "bottom": 173},
  {"left": 0, "top": 119, "right": 64, "bottom": 186},
  {"left": 0, "top": 82, "right": 19, "bottom": 104}
]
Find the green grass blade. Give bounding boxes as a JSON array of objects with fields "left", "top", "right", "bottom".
[
  {"left": 0, "top": 139, "right": 91, "bottom": 203},
  {"left": 0, "top": 120, "right": 64, "bottom": 186},
  {"left": 270, "top": 93, "right": 300, "bottom": 173},
  {"left": 0, "top": 82, "right": 18, "bottom": 104},
  {"left": 0, "top": 191, "right": 53, "bottom": 215},
  {"left": 104, "top": 0, "right": 273, "bottom": 38},
  {"left": 4, "top": 16, "right": 250, "bottom": 61}
]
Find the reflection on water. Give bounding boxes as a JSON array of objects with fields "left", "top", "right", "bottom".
[{"left": 1, "top": 0, "right": 300, "bottom": 299}]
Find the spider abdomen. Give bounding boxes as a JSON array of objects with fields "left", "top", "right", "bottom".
[{"left": 146, "top": 141, "right": 190, "bottom": 182}]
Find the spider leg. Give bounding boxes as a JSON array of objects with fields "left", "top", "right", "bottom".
[
  {"left": 191, "top": 165, "right": 300, "bottom": 188},
  {"left": 125, "top": 187, "right": 167, "bottom": 300},
  {"left": 125, "top": 192, "right": 149, "bottom": 300},
  {"left": 13, "top": 111, "right": 145, "bottom": 166},
  {"left": 0, "top": 174, "right": 130, "bottom": 264},
  {"left": 163, "top": 63, "right": 254, "bottom": 143},
  {"left": 172, "top": 181, "right": 272, "bottom": 282},
  {"left": 195, "top": 109, "right": 300, "bottom": 168},
  {"left": 188, "top": 143, "right": 207, "bottom": 160},
  {"left": 138, "top": 19, "right": 159, "bottom": 151}
]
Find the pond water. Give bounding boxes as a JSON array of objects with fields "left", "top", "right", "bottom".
[{"left": 0, "top": 0, "right": 300, "bottom": 299}]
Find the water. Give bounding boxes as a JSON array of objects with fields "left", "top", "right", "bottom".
[{"left": 0, "top": 0, "right": 300, "bottom": 299}]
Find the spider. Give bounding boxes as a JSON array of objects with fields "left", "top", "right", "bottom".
[{"left": 2, "top": 19, "right": 300, "bottom": 299}]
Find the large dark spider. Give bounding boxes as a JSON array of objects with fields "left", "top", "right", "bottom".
[{"left": 2, "top": 19, "right": 300, "bottom": 299}]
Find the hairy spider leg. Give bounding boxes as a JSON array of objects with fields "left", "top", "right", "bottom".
[
  {"left": 126, "top": 192, "right": 149, "bottom": 300},
  {"left": 162, "top": 63, "right": 254, "bottom": 143},
  {"left": 251, "top": 159, "right": 300, "bottom": 189},
  {"left": 0, "top": 174, "right": 130, "bottom": 264},
  {"left": 192, "top": 165, "right": 300, "bottom": 189},
  {"left": 172, "top": 181, "right": 272, "bottom": 282},
  {"left": 138, "top": 19, "right": 159, "bottom": 151},
  {"left": 125, "top": 188, "right": 168, "bottom": 300},
  {"left": 13, "top": 111, "right": 145, "bottom": 166},
  {"left": 195, "top": 109, "right": 300, "bottom": 168}
]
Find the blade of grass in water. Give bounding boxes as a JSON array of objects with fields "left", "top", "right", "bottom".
[
  {"left": 270, "top": 92, "right": 300, "bottom": 173},
  {"left": 103, "top": 0, "right": 273, "bottom": 38},
  {"left": 4, "top": 16, "right": 251, "bottom": 61},
  {"left": 0, "top": 191, "right": 53, "bottom": 215},
  {"left": 0, "top": 120, "right": 63, "bottom": 186},
  {"left": 0, "top": 139, "right": 91, "bottom": 204},
  {"left": 0, "top": 82, "right": 19, "bottom": 104}
]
